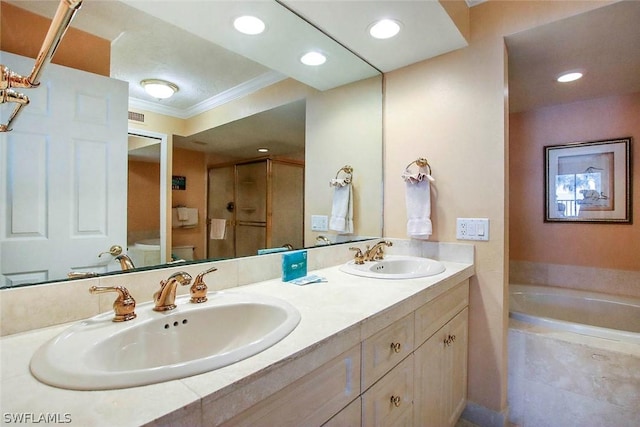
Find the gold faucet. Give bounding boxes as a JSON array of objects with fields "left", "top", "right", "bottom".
[
  {"left": 349, "top": 247, "right": 365, "bottom": 264},
  {"left": 364, "top": 240, "right": 393, "bottom": 262},
  {"left": 190, "top": 266, "right": 217, "bottom": 303},
  {"left": 115, "top": 254, "right": 135, "bottom": 271},
  {"left": 153, "top": 271, "right": 192, "bottom": 312},
  {"left": 89, "top": 285, "right": 136, "bottom": 322}
]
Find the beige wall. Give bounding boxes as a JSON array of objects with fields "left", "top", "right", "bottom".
[
  {"left": 305, "top": 76, "right": 384, "bottom": 244},
  {"left": 510, "top": 92, "right": 640, "bottom": 272},
  {"left": 383, "top": 0, "right": 611, "bottom": 418},
  {"left": 1, "top": 1, "right": 110, "bottom": 76}
]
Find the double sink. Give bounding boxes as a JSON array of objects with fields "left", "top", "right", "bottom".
[{"left": 30, "top": 254, "right": 445, "bottom": 390}]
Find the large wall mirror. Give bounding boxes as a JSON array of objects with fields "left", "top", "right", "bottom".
[{"left": 0, "top": 0, "right": 382, "bottom": 287}]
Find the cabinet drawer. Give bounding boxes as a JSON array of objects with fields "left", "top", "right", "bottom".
[
  {"left": 415, "top": 280, "right": 469, "bottom": 346},
  {"left": 362, "top": 312, "right": 414, "bottom": 391},
  {"left": 322, "top": 397, "right": 361, "bottom": 427},
  {"left": 362, "top": 354, "right": 414, "bottom": 427},
  {"left": 221, "top": 344, "right": 361, "bottom": 427}
]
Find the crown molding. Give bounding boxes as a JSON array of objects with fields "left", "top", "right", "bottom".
[{"left": 128, "top": 71, "right": 287, "bottom": 119}]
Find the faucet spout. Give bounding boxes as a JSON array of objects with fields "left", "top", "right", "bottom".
[
  {"left": 364, "top": 240, "right": 393, "bottom": 262},
  {"left": 115, "top": 254, "right": 135, "bottom": 271},
  {"left": 153, "top": 271, "right": 192, "bottom": 312}
]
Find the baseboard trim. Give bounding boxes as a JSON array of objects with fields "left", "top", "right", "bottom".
[{"left": 460, "top": 401, "right": 509, "bottom": 427}]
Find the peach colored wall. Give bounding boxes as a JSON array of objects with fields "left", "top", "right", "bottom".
[
  {"left": 383, "top": 0, "right": 611, "bottom": 419},
  {"left": 128, "top": 160, "right": 161, "bottom": 233},
  {"left": 172, "top": 147, "right": 207, "bottom": 260},
  {"left": 510, "top": 92, "right": 640, "bottom": 271},
  {"left": 1, "top": 2, "right": 110, "bottom": 76}
]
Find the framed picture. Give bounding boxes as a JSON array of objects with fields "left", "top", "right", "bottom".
[{"left": 544, "top": 137, "right": 632, "bottom": 223}]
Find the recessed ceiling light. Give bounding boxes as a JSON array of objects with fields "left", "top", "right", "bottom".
[
  {"left": 257, "top": 147, "right": 269, "bottom": 153},
  {"left": 233, "top": 16, "right": 265, "bottom": 35},
  {"left": 369, "top": 19, "right": 401, "bottom": 39},
  {"left": 557, "top": 72, "right": 583, "bottom": 83},
  {"left": 140, "top": 79, "right": 179, "bottom": 99},
  {"left": 300, "top": 51, "right": 326, "bottom": 66}
]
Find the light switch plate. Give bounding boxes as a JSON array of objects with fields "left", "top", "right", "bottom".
[
  {"left": 311, "top": 215, "right": 328, "bottom": 231},
  {"left": 456, "top": 218, "right": 489, "bottom": 241}
]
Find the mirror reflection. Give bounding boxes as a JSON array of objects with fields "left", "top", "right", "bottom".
[{"left": 0, "top": 0, "right": 382, "bottom": 287}]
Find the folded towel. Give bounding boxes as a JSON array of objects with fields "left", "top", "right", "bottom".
[
  {"left": 329, "top": 182, "right": 353, "bottom": 234},
  {"left": 402, "top": 169, "right": 434, "bottom": 239},
  {"left": 172, "top": 207, "right": 198, "bottom": 228},
  {"left": 177, "top": 207, "right": 189, "bottom": 221},
  {"left": 209, "top": 218, "right": 226, "bottom": 240}
]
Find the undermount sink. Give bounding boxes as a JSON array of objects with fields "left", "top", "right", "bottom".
[
  {"left": 340, "top": 255, "right": 446, "bottom": 279},
  {"left": 30, "top": 292, "right": 301, "bottom": 390}
]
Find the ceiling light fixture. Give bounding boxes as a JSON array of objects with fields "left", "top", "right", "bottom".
[
  {"left": 300, "top": 51, "right": 326, "bottom": 66},
  {"left": 234, "top": 16, "right": 266, "bottom": 35},
  {"left": 257, "top": 147, "right": 269, "bottom": 153},
  {"left": 557, "top": 71, "right": 583, "bottom": 83},
  {"left": 141, "top": 79, "right": 179, "bottom": 99},
  {"left": 369, "top": 19, "right": 401, "bottom": 39}
]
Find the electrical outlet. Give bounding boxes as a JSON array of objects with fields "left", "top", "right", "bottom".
[
  {"left": 456, "top": 218, "right": 489, "bottom": 241},
  {"left": 311, "top": 215, "right": 328, "bottom": 231}
]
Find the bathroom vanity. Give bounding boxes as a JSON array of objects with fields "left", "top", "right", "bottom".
[{"left": 0, "top": 240, "right": 474, "bottom": 427}]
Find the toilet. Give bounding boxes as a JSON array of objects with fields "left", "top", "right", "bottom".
[{"left": 129, "top": 239, "right": 195, "bottom": 266}]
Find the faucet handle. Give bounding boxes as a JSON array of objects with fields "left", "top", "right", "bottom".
[
  {"left": 98, "top": 245, "right": 123, "bottom": 258},
  {"left": 349, "top": 247, "right": 365, "bottom": 265},
  {"left": 191, "top": 266, "right": 217, "bottom": 303},
  {"left": 89, "top": 285, "right": 136, "bottom": 322}
]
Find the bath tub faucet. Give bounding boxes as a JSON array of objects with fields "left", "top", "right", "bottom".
[
  {"left": 153, "top": 271, "right": 192, "bottom": 312},
  {"left": 364, "top": 240, "right": 393, "bottom": 261}
]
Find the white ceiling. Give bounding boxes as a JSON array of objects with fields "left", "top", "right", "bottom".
[
  {"left": 11, "top": 1, "right": 636, "bottom": 156},
  {"left": 507, "top": 0, "right": 640, "bottom": 113},
  {"left": 9, "top": 0, "right": 468, "bottom": 119}
]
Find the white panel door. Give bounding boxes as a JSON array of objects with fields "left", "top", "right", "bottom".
[{"left": 0, "top": 52, "right": 128, "bottom": 287}]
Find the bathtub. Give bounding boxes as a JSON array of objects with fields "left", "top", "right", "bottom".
[{"left": 509, "top": 284, "right": 640, "bottom": 345}]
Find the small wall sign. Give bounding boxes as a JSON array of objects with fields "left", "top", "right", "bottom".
[{"left": 172, "top": 175, "right": 186, "bottom": 190}]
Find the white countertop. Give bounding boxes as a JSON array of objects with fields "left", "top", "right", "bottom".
[{"left": 0, "top": 260, "right": 474, "bottom": 427}]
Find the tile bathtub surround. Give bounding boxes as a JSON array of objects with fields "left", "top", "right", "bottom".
[
  {"left": 508, "top": 320, "right": 640, "bottom": 427},
  {"left": 0, "top": 249, "right": 474, "bottom": 427},
  {"left": 509, "top": 260, "right": 640, "bottom": 299},
  {"left": 0, "top": 239, "right": 473, "bottom": 336}
]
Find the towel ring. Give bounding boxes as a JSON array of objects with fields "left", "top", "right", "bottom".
[
  {"left": 405, "top": 157, "right": 432, "bottom": 176},
  {"left": 334, "top": 165, "right": 353, "bottom": 184}
]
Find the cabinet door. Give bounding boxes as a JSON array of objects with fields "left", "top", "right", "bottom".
[
  {"left": 414, "top": 307, "right": 468, "bottom": 427},
  {"left": 446, "top": 308, "right": 468, "bottom": 426},
  {"left": 236, "top": 161, "right": 267, "bottom": 222},
  {"left": 362, "top": 355, "right": 414, "bottom": 427}
]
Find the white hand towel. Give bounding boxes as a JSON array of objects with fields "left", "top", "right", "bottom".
[
  {"left": 209, "top": 218, "right": 227, "bottom": 240},
  {"left": 402, "top": 170, "right": 434, "bottom": 239},
  {"left": 329, "top": 181, "right": 353, "bottom": 234},
  {"left": 177, "top": 207, "right": 189, "bottom": 221}
]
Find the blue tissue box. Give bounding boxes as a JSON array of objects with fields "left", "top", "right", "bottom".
[{"left": 282, "top": 250, "right": 307, "bottom": 282}]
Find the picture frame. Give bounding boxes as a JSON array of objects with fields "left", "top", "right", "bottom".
[{"left": 544, "top": 137, "right": 632, "bottom": 223}]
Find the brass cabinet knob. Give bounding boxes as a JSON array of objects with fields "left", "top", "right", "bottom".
[
  {"left": 390, "top": 395, "right": 401, "bottom": 407},
  {"left": 390, "top": 342, "right": 402, "bottom": 353}
]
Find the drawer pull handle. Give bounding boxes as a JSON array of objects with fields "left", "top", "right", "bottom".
[
  {"left": 390, "top": 395, "right": 401, "bottom": 407},
  {"left": 390, "top": 342, "right": 402, "bottom": 353},
  {"left": 444, "top": 334, "right": 457, "bottom": 346}
]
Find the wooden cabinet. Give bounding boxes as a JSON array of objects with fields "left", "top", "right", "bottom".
[
  {"left": 220, "top": 345, "right": 361, "bottom": 427},
  {"left": 362, "top": 355, "right": 414, "bottom": 427},
  {"left": 362, "top": 312, "right": 414, "bottom": 391},
  {"left": 414, "top": 281, "right": 469, "bottom": 427},
  {"left": 215, "top": 280, "right": 469, "bottom": 427}
]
